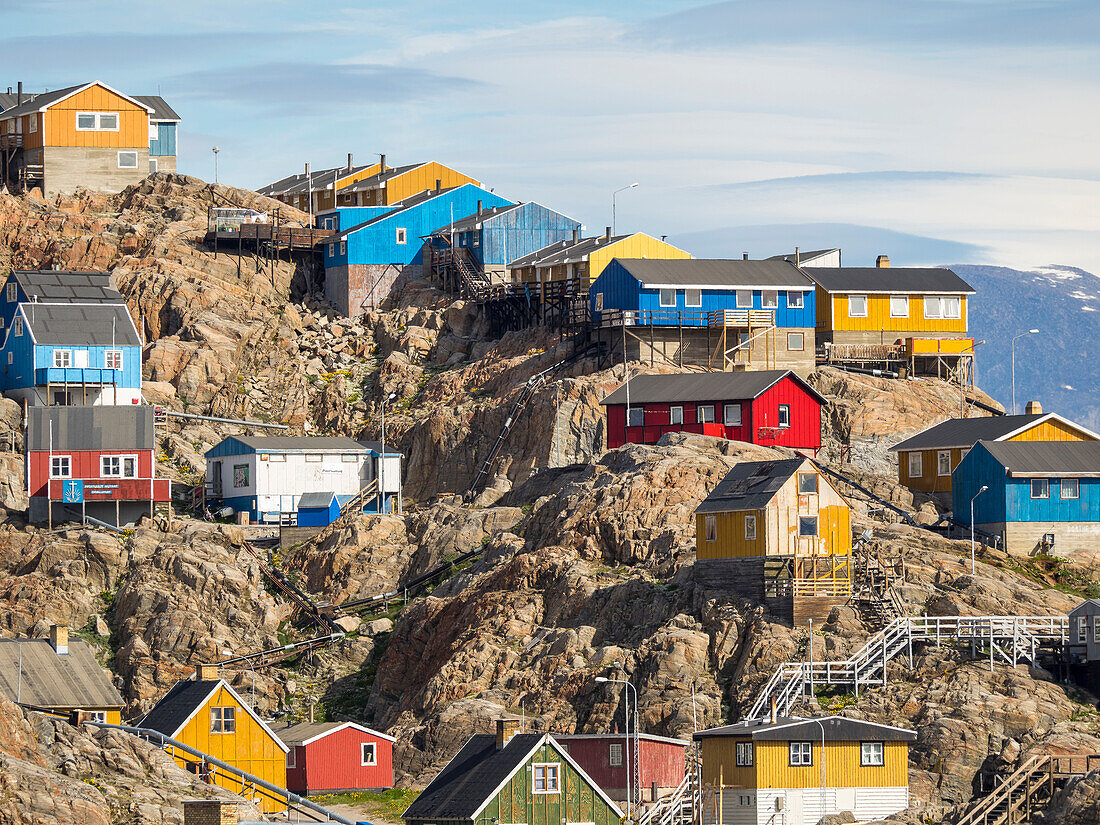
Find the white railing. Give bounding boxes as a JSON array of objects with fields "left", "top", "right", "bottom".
[{"left": 637, "top": 771, "right": 695, "bottom": 825}]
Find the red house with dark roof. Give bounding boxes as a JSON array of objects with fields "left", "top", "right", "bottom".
[
  {"left": 273, "top": 720, "right": 395, "bottom": 796},
  {"left": 600, "top": 370, "right": 826, "bottom": 451},
  {"left": 555, "top": 733, "right": 687, "bottom": 802}
]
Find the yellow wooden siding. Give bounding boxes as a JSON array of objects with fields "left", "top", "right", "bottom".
[
  {"left": 1009, "top": 419, "right": 1098, "bottom": 442},
  {"left": 700, "top": 737, "right": 757, "bottom": 789},
  {"left": 171, "top": 686, "right": 286, "bottom": 813},
  {"left": 829, "top": 294, "right": 968, "bottom": 334},
  {"left": 43, "top": 85, "right": 148, "bottom": 148},
  {"left": 587, "top": 234, "right": 691, "bottom": 287},
  {"left": 820, "top": 505, "right": 851, "bottom": 555},
  {"left": 696, "top": 510, "right": 765, "bottom": 559},
  {"left": 897, "top": 447, "right": 959, "bottom": 493},
  {"left": 385, "top": 162, "right": 479, "bottom": 204},
  {"left": 21, "top": 114, "right": 43, "bottom": 149},
  {"left": 757, "top": 740, "right": 907, "bottom": 789}
]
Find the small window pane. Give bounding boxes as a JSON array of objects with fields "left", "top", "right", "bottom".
[
  {"left": 685, "top": 288, "right": 702, "bottom": 308},
  {"left": 670, "top": 406, "right": 683, "bottom": 425},
  {"left": 908, "top": 452, "right": 923, "bottom": 478},
  {"left": 705, "top": 514, "right": 717, "bottom": 542},
  {"left": 861, "top": 741, "right": 884, "bottom": 766},
  {"left": 848, "top": 295, "right": 868, "bottom": 317},
  {"left": 788, "top": 291, "right": 804, "bottom": 309},
  {"left": 98, "top": 113, "right": 118, "bottom": 130},
  {"left": 937, "top": 451, "right": 952, "bottom": 476},
  {"left": 924, "top": 296, "right": 942, "bottom": 319},
  {"left": 761, "top": 290, "right": 778, "bottom": 309},
  {"left": 787, "top": 332, "right": 804, "bottom": 351},
  {"left": 117, "top": 152, "right": 138, "bottom": 169},
  {"left": 77, "top": 113, "right": 96, "bottom": 130},
  {"left": 778, "top": 405, "right": 790, "bottom": 428},
  {"left": 736, "top": 290, "right": 753, "bottom": 308},
  {"left": 1031, "top": 478, "right": 1049, "bottom": 499},
  {"left": 745, "top": 515, "right": 757, "bottom": 541},
  {"left": 659, "top": 288, "right": 676, "bottom": 307},
  {"left": 723, "top": 403, "right": 742, "bottom": 427},
  {"left": 799, "top": 516, "right": 818, "bottom": 537},
  {"left": 1062, "top": 479, "right": 1079, "bottom": 499},
  {"left": 890, "top": 295, "right": 908, "bottom": 317},
  {"left": 798, "top": 473, "right": 818, "bottom": 494},
  {"left": 609, "top": 743, "right": 623, "bottom": 766},
  {"left": 698, "top": 405, "right": 715, "bottom": 424},
  {"left": 627, "top": 407, "right": 644, "bottom": 427}
]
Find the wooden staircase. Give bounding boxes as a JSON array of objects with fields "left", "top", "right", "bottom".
[{"left": 955, "top": 753, "right": 1100, "bottom": 825}]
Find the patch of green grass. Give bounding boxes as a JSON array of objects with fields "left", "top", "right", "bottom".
[{"left": 313, "top": 788, "right": 420, "bottom": 820}]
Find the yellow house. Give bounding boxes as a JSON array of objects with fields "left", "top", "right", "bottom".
[
  {"left": 509, "top": 230, "right": 691, "bottom": 287},
  {"left": 890, "top": 405, "right": 1100, "bottom": 495},
  {"left": 0, "top": 624, "right": 123, "bottom": 723},
  {"left": 694, "top": 715, "right": 916, "bottom": 825},
  {"left": 139, "top": 665, "right": 289, "bottom": 813}
]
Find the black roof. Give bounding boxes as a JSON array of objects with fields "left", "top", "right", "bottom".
[
  {"left": 20, "top": 303, "right": 140, "bottom": 346},
  {"left": 979, "top": 440, "right": 1100, "bottom": 478},
  {"left": 431, "top": 203, "right": 524, "bottom": 234},
  {"left": 533, "top": 234, "right": 633, "bottom": 266},
  {"left": 342, "top": 163, "right": 425, "bottom": 193},
  {"left": 890, "top": 414, "right": 1046, "bottom": 451},
  {"left": 0, "top": 83, "right": 85, "bottom": 120},
  {"left": 612, "top": 258, "right": 812, "bottom": 289},
  {"left": 27, "top": 406, "right": 153, "bottom": 452},
  {"left": 330, "top": 186, "right": 469, "bottom": 241},
  {"left": 403, "top": 732, "right": 544, "bottom": 820},
  {"left": 695, "top": 458, "right": 808, "bottom": 514},
  {"left": 804, "top": 266, "right": 974, "bottom": 294},
  {"left": 693, "top": 715, "right": 916, "bottom": 742},
  {"left": 600, "top": 370, "right": 826, "bottom": 407},
  {"left": 132, "top": 95, "right": 180, "bottom": 121},
  {"left": 766, "top": 248, "right": 840, "bottom": 264},
  {"left": 139, "top": 679, "right": 220, "bottom": 737},
  {"left": 11, "top": 270, "right": 123, "bottom": 304}
]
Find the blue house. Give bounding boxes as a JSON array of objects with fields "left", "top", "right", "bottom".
[
  {"left": 134, "top": 96, "right": 180, "bottom": 174},
  {"left": 314, "top": 206, "right": 393, "bottom": 232},
  {"left": 953, "top": 440, "right": 1100, "bottom": 558},
  {"left": 1, "top": 300, "right": 143, "bottom": 407},
  {"left": 322, "top": 183, "right": 513, "bottom": 316},
  {"left": 590, "top": 258, "right": 818, "bottom": 373}
]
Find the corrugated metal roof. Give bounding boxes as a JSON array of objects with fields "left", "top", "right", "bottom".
[
  {"left": 980, "top": 440, "right": 1100, "bottom": 477},
  {"left": 297, "top": 491, "right": 337, "bottom": 509},
  {"left": 12, "top": 270, "right": 122, "bottom": 303},
  {"left": 890, "top": 414, "right": 1043, "bottom": 451},
  {"left": 612, "top": 258, "right": 813, "bottom": 289},
  {"left": 431, "top": 203, "right": 524, "bottom": 234},
  {"left": 212, "top": 435, "right": 367, "bottom": 453},
  {"left": 694, "top": 458, "right": 806, "bottom": 513},
  {"left": 532, "top": 234, "right": 632, "bottom": 266},
  {"left": 804, "top": 266, "right": 974, "bottom": 294},
  {"left": 508, "top": 237, "right": 582, "bottom": 268},
  {"left": 27, "top": 406, "right": 153, "bottom": 452},
  {"left": 766, "top": 248, "right": 840, "bottom": 264},
  {"left": 0, "top": 637, "right": 124, "bottom": 709},
  {"left": 22, "top": 303, "right": 140, "bottom": 347},
  {"left": 273, "top": 721, "right": 344, "bottom": 745},
  {"left": 693, "top": 716, "right": 916, "bottom": 742},
  {"left": 600, "top": 370, "right": 825, "bottom": 407},
  {"left": 132, "top": 95, "right": 180, "bottom": 121}
]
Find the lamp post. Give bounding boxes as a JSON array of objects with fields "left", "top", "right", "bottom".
[
  {"left": 970, "top": 485, "right": 989, "bottom": 574},
  {"left": 1010, "top": 329, "right": 1039, "bottom": 414},
  {"left": 612, "top": 183, "right": 638, "bottom": 236},
  {"left": 0, "top": 638, "right": 23, "bottom": 704},
  {"left": 595, "top": 675, "right": 639, "bottom": 822},
  {"left": 379, "top": 392, "right": 396, "bottom": 514},
  {"left": 212, "top": 147, "right": 220, "bottom": 184}
]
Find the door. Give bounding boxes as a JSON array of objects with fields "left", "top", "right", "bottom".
[{"left": 211, "top": 461, "right": 223, "bottom": 497}]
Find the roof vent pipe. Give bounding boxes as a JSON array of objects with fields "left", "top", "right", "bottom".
[
  {"left": 347, "top": 152, "right": 353, "bottom": 170},
  {"left": 476, "top": 199, "right": 482, "bottom": 214},
  {"left": 379, "top": 154, "right": 386, "bottom": 172},
  {"left": 435, "top": 178, "right": 441, "bottom": 192},
  {"left": 17, "top": 82, "right": 22, "bottom": 106},
  {"left": 743, "top": 252, "right": 749, "bottom": 260},
  {"left": 572, "top": 229, "right": 579, "bottom": 243},
  {"left": 604, "top": 226, "right": 611, "bottom": 241},
  {"left": 795, "top": 246, "right": 800, "bottom": 267}
]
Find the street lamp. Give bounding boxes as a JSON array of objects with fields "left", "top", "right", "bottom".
[
  {"left": 612, "top": 183, "right": 639, "bottom": 236},
  {"left": 1010, "top": 329, "right": 1039, "bottom": 414},
  {"left": 0, "top": 638, "right": 23, "bottom": 704},
  {"left": 970, "top": 485, "right": 989, "bottom": 574},
  {"left": 595, "top": 675, "right": 639, "bottom": 821},
  {"left": 212, "top": 147, "right": 220, "bottom": 184},
  {"left": 379, "top": 392, "right": 397, "bottom": 514}
]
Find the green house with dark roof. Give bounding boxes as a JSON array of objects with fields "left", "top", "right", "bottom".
[{"left": 404, "top": 720, "right": 623, "bottom": 825}]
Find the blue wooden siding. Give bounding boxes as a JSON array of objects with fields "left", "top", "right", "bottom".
[
  {"left": 315, "top": 206, "right": 392, "bottom": 231},
  {"left": 952, "top": 443, "right": 1008, "bottom": 523},
  {"left": 34, "top": 345, "right": 141, "bottom": 388},
  {"left": 0, "top": 275, "right": 27, "bottom": 329},
  {"left": 0, "top": 316, "right": 35, "bottom": 391},
  {"left": 148, "top": 122, "right": 176, "bottom": 157},
  {"left": 205, "top": 437, "right": 258, "bottom": 459},
  {"left": 470, "top": 202, "right": 580, "bottom": 267}
]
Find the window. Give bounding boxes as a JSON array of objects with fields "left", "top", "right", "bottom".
[
  {"left": 12, "top": 316, "right": 21, "bottom": 337},
  {"left": 924, "top": 296, "right": 962, "bottom": 320},
  {"left": 98, "top": 113, "right": 118, "bottom": 131},
  {"left": 787, "top": 332, "right": 804, "bottom": 351},
  {"left": 328, "top": 243, "right": 335, "bottom": 257},
  {"left": 595, "top": 292, "right": 604, "bottom": 312},
  {"left": 761, "top": 290, "right": 778, "bottom": 309},
  {"left": 704, "top": 514, "right": 717, "bottom": 542},
  {"left": 937, "top": 450, "right": 952, "bottom": 476},
  {"left": 117, "top": 152, "right": 138, "bottom": 169},
  {"left": 609, "top": 742, "right": 623, "bottom": 766},
  {"left": 698, "top": 404, "right": 715, "bottom": 424},
  {"left": 101, "top": 455, "right": 138, "bottom": 478},
  {"left": 74, "top": 350, "right": 89, "bottom": 369},
  {"left": 53, "top": 350, "right": 72, "bottom": 368},
  {"left": 51, "top": 456, "right": 71, "bottom": 478},
  {"left": 848, "top": 294, "right": 868, "bottom": 317},
  {"left": 908, "top": 452, "right": 922, "bottom": 478},
  {"left": 362, "top": 743, "right": 377, "bottom": 765},
  {"left": 861, "top": 741, "right": 885, "bottom": 767},
  {"left": 287, "top": 748, "right": 296, "bottom": 768},
  {"left": 233, "top": 463, "right": 249, "bottom": 488},
  {"left": 736, "top": 741, "right": 754, "bottom": 766},
  {"left": 723, "top": 403, "right": 742, "bottom": 427},
  {"left": 268, "top": 453, "right": 286, "bottom": 462},
  {"left": 1062, "top": 478, "right": 1080, "bottom": 499},
  {"left": 88, "top": 711, "right": 106, "bottom": 723},
  {"left": 1031, "top": 478, "right": 1049, "bottom": 499},
  {"left": 788, "top": 291, "right": 804, "bottom": 309},
  {"left": 799, "top": 516, "right": 818, "bottom": 537},
  {"left": 789, "top": 742, "right": 812, "bottom": 766},
  {"left": 148, "top": 158, "right": 158, "bottom": 175},
  {"left": 533, "top": 763, "right": 560, "bottom": 793},
  {"left": 341, "top": 453, "right": 357, "bottom": 463},
  {"left": 340, "top": 239, "right": 347, "bottom": 255},
  {"left": 735, "top": 290, "right": 753, "bottom": 308},
  {"left": 627, "top": 407, "right": 644, "bottom": 427},
  {"left": 210, "top": 706, "right": 236, "bottom": 733},
  {"left": 149, "top": 121, "right": 160, "bottom": 141},
  {"left": 659, "top": 288, "right": 676, "bottom": 307},
  {"left": 1093, "top": 618, "right": 1100, "bottom": 645},
  {"left": 75, "top": 112, "right": 97, "bottom": 130},
  {"left": 305, "top": 454, "right": 322, "bottom": 462},
  {"left": 777, "top": 405, "right": 790, "bottom": 428},
  {"left": 890, "top": 295, "right": 908, "bottom": 317},
  {"left": 28, "top": 115, "right": 35, "bottom": 133},
  {"left": 685, "top": 289, "right": 702, "bottom": 308},
  {"left": 396, "top": 227, "right": 407, "bottom": 245},
  {"left": 1079, "top": 615, "right": 1088, "bottom": 641},
  {"left": 943, "top": 296, "right": 961, "bottom": 319},
  {"left": 670, "top": 406, "right": 683, "bottom": 425},
  {"left": 745, "top": 514, "right": 757, "bottom": 541},
  {"left": 798, "top": 473, "right": 818, "bottom": 494},
  {"left": 5, "top": 283, "right": 15, "bottom": 302},
  {"left": 105, "top": 350, "right": 123, "bottom": 370}
]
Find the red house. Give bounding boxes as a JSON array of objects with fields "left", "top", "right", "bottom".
[
  {"left": 555, "top": 733, "right": 687, "bottom": 802},
  {"left": 600, "top": 370, "right": 826, "bottom": 451},
  {"left": 274, "top": 721, "right": 395, "bottom": 795},
  {"left": 25, "top": 405, "right": 171, "bottom": 527}
]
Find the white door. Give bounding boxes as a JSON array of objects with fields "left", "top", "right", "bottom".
[{"left": 74, "top": 350, "right": 89, "bottom": 368}]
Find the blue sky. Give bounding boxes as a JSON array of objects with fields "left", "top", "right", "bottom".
[{"left": 3, "top": 0, "right": 1099, "bottom": 270}]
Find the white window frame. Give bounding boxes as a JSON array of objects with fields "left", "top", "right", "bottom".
[
  {"left": 745, "top": 514, "right": 757, "bottom": 541},
  {"left": 88, "top": 710, "right": 106, "bottom": 723},
  {"left": 117, "top": 151, "right": 138, "bottom": 169},
  {"left": 12, "top": 316, "right": 21, "bottom": 337},
  {"left": 1093, "top": 617, "right": 1100, "bottom": 645},
  {"left": 942, "top": 296, "right": 962, "bottom": 319},
  {"left": 53, "top": 349, "right": 72, "bottom": 368},
  {"left": 670, "top": 405, "right": 684, "bottom": 425},
  {"left": 735, "top": 289, "right": 753, "bottom": 309},
  {"left": 789, "top": 741, "right": 812, "bottom": 766},
  {"left": 787, "top": 291, "right": 804, "bottom": 309},
  {"left": 328, "top": 243, "right": 335, "bottom": 257},
  {"left": 685, "top": 288, "right": 702, "bottom": 308},
  {"left": 777, "top": 404, "right": 790, "bottom": 428},
  {"left": 50, "top": 455, "right": 72, "bottom": 479},
  {"left": 1031, "top": 478, "right": 1049, "bottom": 499},
  {"left": 268, "top": 453, "right": 286, "bottom": 462},
  {"left": 97, "top": 112, "right": 119, "bottom": 131},
  {"left": 723, "top": 403, "right": 742, "bottom": 427},
  {"left": 627, "top": 407, "right": 645, "bottom": 427},
  {"left": 908, "top": 452, "right": 923, "bottom": 478},
  {"left": 101, "top": 454, "right": 139, "bottom": 479},
  {"left": 532, "top": 763, "right": 560, "bottom": 794},
  {"left": 735, "top": 741, "right": 754, "bottom": 767},
  {"left": 609, "top": 742, "right": 623, "bottom": 766},
  {"left": 75, "top": 112, "right": 99, "bottom": 131},
  {"left": 305, "top": 454, "right": 323, "bottom": 463},
  {"left": 848, "top": 294, "right": 868, "bottom": 318},
  {"left": 341, "top": 453, "right": 358, "bottom": 463},
  {"left": 704, "top": 514, "right": 717, "bottom": 543},
  {"left": 786, "top": 332, "right": 804, "bottom": 352},
  {"left": 287, "top": 747, "right": 296, "bottom": 768},
  {"left": 1078, "top": 615, "right": 1088, "bottom": 641},
  {"left": 5, "top": 283, "right": 16, "bottom": 302},
  {"left": 799, "top": 516, "right": 818, "bottom": 537},
  {"left": 210, "top": 706, "right": 236, "bottom": 734},
  {"left": 659, "top": 288, "right": 676, "bottom": 308},
  {"left": 105, "top": 349, "right": 123, "bottom": 370},
  {"left": 1061, "top": 478, "right": 1080, "bottom": 500},
  {"left": 761, "top": 290, "right": 778, "bottom": 309},
  {"left": 396, "top": 227, "right": 408, "bottom": 245},
  {"left": 861, "top": 741, "right": 885, "bottom": 767},
  {"left": 361, "top": 742, "right": 377, "bottom": 766},
  {"left": 937, "top": 450, "right": 952, "bottom": 477},
  {"left": 340, "top": 239, "right": 347, "bottom": 255},
  {"left": 890, "top": 295, "right": 908, "bottom": 318},
  {"left": 595, "top": 292, "right": 604, "bottom": 312},
  {"left": 698, "top": 404, "right": 715, "bottom": 424},
  {"left": 149, "top": 121, "right": 160, "bottom": 141}
]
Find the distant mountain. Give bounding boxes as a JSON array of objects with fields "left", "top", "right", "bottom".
[{"left": 954, "top": 264, "right": 1100, "bottom": 430}]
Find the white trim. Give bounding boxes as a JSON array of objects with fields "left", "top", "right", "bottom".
[
  {"left": 153, "top": 679, "right": 289, "bottom": 752},
  {"left": 294, "top": 721, "right": 396, "bottom": 746},
  {"left": 642, "top": 282, "right": 812, "bottom": 291},
  {"left": 889, "top": 412, "right": 1100, "bottom": 453},
  {"left": 26, "top": 81, "right": 156, "bottom": 115},
  {"left": 818, "top": 288, "right": 974, "bottom": 296},
  {"left": 746, "top": 715, "right": 918, "bottom": 738},
  {"left": 361, "top": 741, "right": 378, "bottom": 766}
]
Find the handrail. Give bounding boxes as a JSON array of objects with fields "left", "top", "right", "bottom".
[{"left": 955, "top": 753, "right": 1048, "bottom": 825}]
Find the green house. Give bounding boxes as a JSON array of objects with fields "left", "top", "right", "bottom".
[{"left": 404, "top": 721, "right": 623, "bottom": 825}]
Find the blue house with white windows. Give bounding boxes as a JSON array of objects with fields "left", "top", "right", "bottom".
[
  {"left": 953, "top": 440, "right": 1100, "bottom": 558},
  {"left": 314, "top": 206, "right": 393, "bottom": 233},
  {"left": 590, "top": 258, "right": 817, "bottom": 373},
  {"left": 322, "top": 183, "right": 512, "bottom": 317},
  {"left": 0, "top": 271, "right": 143, "bottom": 406}
]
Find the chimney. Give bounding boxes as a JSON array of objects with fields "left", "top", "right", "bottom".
[
  {"left": 795, "top": 246, "right": 800, "bottom": 267},
  {"left": 347, "top": 152, "right": 353, "bottom": 170},
  {"left": 379, "top": 153, "right": 386, "bottom": 173},
  {"left": 661, "top": 234, "right": 667, "bottom": 242},
  {"left": 435, "top": 178, "right": 442, "bottom": 193},
  {"left": 876, "top": 254, "right": 890, "bottom": 268},
  {"left": 1025, "top": 400, "right": 1043, "bottom": 415},
  {"left": 572, "top": 229, "right": 579, "bottom": 243},
  {"left": 17, "top": 82, "right": 22, "bottom": 107},
  {"left": 743, "top": 252, "right": 749, "bottom": 260},
  {"left": 496, "top": 718, "right": 521, "bottom": 750},
  {"left": 476, "top": 199, "right": 482, "bottom": 214},
  {"left": 184, "top": 801, "right": 239, "bottom": 825},
  {"left": 769, "top": 697, "right": 777, "bottom": 725},
  {"left": 604, "top": 226, "right": 611, "bottom": 241},
  {"left": 197, "top": 663, "right": 220, "bottom": 681},
  {"left": 49, "top": 624, "right": 68, "bottom": 655}
]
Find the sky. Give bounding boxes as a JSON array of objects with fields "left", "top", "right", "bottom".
[{"left": 3, "top": 0, "right": 1098, "bottom": 270}]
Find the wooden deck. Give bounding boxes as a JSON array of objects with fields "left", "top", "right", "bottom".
[{"left": 204, "top": 223, "right": 335, "bottom": 251}]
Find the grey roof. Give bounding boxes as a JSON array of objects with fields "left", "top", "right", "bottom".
[
  {"left": 331, "top": 186, "right": 469, "bottom": 241},
  {"left": 21, "top": 303, "right": 140, "bottom": 347},
  {"left": 804, "top": 266, "right": 974, "bottom": 294},
  {"left": 530, "top": 234, "right": 632, "bottom": 267},
  {"left": 0, "top": 83, "right": 85, "bottom": 120},
  {"left": 257, "top": 163, "right": 376, "bottom": 197},
  {"left": 694, "top": 458, "right": 807, "bottom": 514},
  {"left": 217, "top": 435, "right": 367, "bottom": 453},
  {"left": 27, "top": 406, "right": 153, "bottom": 452},
  {"left": 979, "top": 440, "right": 1100, "bottom": 478},
  {"left": 1070, "top": 599, "right": 1100, "bottom": 617},
  {"left": 403, "top": 732, "right": 545, "bottom": 820},
  {"left": 297, "top": 491, "right": 337, "bottom": 509},
  {"left": 431, "top": 203, "right": 524, "bottom": 234},
  {"left": 890, "top": 414, "right": 1044, "bottom": 451},
  {"left": 508, "top": 237, "right": 583, "bottom": 268},
  {"left": 600, "top": 370, "right": 826, "bottom": 407},
  {"left": 11, "top": 270, "right": 123, "bottom": 304},
  {"left": 611, "top": 258, "right": 813, "bottom": 289},
  {"left": 694, "top": 715, "right": 916, "bottom": 742},
  {"left": 132, "top": 95, "right": 180, "bottom": 121},
  {"left": 0, "top": 637, "right": 124, "bottom": 709},
  {"left": 0, "top": 91, "right": 41, "bottom": 111},
  {"left": 341, "top": 163, "right": 424, "bottom": 193},
  {"left": 767, "top": 248, "right": 839, "bottom": 265},
  {"left": 139, "top": 680, "right": 219, "bottom": 737},
  {"left": 554, "top": 732, "right": 687, "bottom": 746},
  {"left": 273, "top": 720, "right": 344, "bottom": 745}
]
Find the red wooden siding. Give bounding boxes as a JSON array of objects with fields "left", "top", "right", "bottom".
[
  {"left": 749, "top": 378, "right": 822, "bottom": 449},
  {"left": 558, "top": 736, "right": 686, "bottom": 795},
  {"left": 286, "top": 726, "right": 394, "bottom": 794},
  {"left": 28, "top": 449, "right": 168, "bottom": 499}
]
